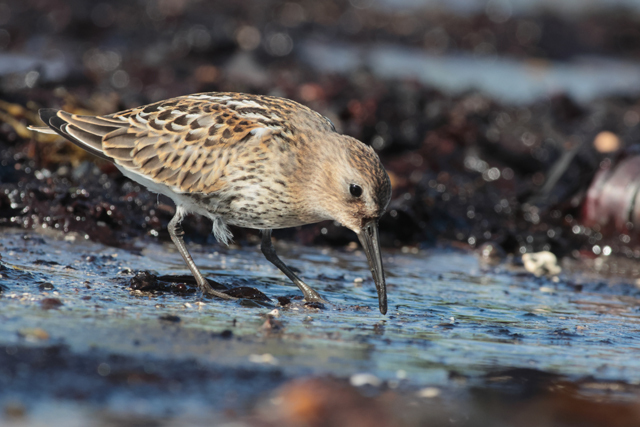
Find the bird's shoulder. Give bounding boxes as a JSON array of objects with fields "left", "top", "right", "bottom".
[{"left": 110, "top": 92, "right": 335, "bottom": 146}]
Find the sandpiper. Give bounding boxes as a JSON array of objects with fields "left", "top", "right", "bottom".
[{"left": 30, "top": 92, "right": 392, "bottom": 314}]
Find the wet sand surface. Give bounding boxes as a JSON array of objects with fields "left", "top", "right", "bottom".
[{"left": 2, "top": 228, "right": 640, "bottom": 425}]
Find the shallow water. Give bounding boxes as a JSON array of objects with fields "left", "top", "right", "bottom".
[
  {"left": 377, "top": 0, "right": 640, "bottom": 14},
  {"left": 1, "top": 226, "right": 640, "bottom": 423},
  {"left": 301, "top": 40, "right": 640, "bottom": 104}
]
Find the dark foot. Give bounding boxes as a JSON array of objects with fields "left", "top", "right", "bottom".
[
  {"left": 303, "top": 290, "right": 328, "bottom": 305},
  {"left": 201, "top": 288, "right": 237, "bottom": 300}
]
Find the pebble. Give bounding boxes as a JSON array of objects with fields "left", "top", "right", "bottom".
[
  {"left": 522, "top": 251, "right": 561, "bottom": 276},
  {"left": 349, "top": 373, "right": 382, "bottom": 387}
]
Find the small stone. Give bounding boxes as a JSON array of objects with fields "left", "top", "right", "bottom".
[
  {"left": 18, "top": 328, "right": 49, "bottom": 341},
  {"left": 159, "top": 314, "right": 181, "bottom": 323},
  {"left": 417, "top": 387, "right": 440, "bottom": 398},
  {"left": 38, "top": 282, "right": 55, "bottom": 291},
  {"left": 522, "top": 251, "right": 561, "bottom": 276},
  {"left": 249, "top": 353, "right": 278, "bottom": 365},
  {"left": 262, "top": 315, "right": 284, "bottom": 331},
  {"left": 40, "top": 298, "right": 63, "bottom": 310},
  {"left": 349, "top": 373, "right": 382, "bottom": 387},
  {"left": 277, "top": 296, "right": 291, "bottom": 306}
]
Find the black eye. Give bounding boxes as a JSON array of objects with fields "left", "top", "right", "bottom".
[{"left": 349, "top": 184, "right": 362, "bottom": 198}]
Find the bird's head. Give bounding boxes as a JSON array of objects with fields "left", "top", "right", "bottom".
[{"left": 305, "top": 136, "right": 392, "bottom": 314}]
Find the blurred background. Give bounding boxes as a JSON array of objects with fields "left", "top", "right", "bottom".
[
  {"left": 2, "top": 0, "right": 640, "bottom": 260},
  {"left": 4, "top": 2, "right": 640, "bottom": 426}
]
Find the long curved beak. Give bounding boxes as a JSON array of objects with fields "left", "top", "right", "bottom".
[{"left": 357, "top": 219, "right": 387, "bottom": 315}]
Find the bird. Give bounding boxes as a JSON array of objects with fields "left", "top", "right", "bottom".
[{"left": 29, "top": 92, "right": 392, "bottom": 314}]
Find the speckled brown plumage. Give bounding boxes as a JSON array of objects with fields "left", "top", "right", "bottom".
[{"left": 31, "top": 92, "right": 392, "bottom": 314}]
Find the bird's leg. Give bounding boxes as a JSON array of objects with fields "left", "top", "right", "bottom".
[
  {"left": 168, "top": 210, "right": 234, "bottom": 300},
  {"left": 261, "top": 230, "right": 327, "bottom": 303}
]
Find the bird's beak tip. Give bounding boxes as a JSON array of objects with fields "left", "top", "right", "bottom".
[{"left": 357, "top": 219, "right": 387, "bottom": 315}]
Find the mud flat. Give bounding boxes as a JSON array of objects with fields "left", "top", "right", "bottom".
[{"left": 1, "top": 228, "right": 640, "bottom": 425}]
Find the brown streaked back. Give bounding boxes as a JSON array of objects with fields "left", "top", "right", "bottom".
[{"left": 37, "top": 92, "right": 338, "bottom": 195}]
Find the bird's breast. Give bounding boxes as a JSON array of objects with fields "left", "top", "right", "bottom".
[{"left": 191, "top": 179, "right": 324, "bottom": 230}]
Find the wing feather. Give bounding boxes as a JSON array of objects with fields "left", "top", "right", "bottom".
[{"left": 33, "top": 92, "right": 321, "bottom": 195}]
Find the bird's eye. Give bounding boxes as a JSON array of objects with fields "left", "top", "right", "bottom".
[{"left": 349, "top": 184, "right": 363, "bottom": 198}]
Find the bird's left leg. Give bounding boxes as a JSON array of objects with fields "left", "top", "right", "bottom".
[{"left": 260, "top": 230, "right": 327, "bottom": 303}]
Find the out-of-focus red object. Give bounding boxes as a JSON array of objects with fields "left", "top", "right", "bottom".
[
  {"left": 583, "top": 155, "right": 640, "bottom": 233},
  {"left": 261, "top": 377, "right": 393, "bottom": 427}
]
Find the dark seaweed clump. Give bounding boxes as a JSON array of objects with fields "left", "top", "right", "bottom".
[{"left": 1, "top": 0, "right": 639, "bottom": 262}]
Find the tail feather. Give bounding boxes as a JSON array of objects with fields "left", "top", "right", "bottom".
[
  {"left": 27, "top": 125, "right": 57, "bottom": 134},
  {"left": 57, "top": 111, "right": 122, "bottom": 138},
  {"left": 35, "top": 109, "right": 114, "bottom": 162}
]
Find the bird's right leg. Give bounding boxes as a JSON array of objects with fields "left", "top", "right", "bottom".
[{"left": 168, "top": 209, "right": 234, "bottom": 300}]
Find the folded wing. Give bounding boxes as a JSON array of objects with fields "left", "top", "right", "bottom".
[{"left": 36, "top": 95, "right": 280, "bottom": 194}]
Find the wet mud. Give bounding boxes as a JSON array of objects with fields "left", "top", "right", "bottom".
[{"left": 2, "top": 228, "right": 640, "bottom": 425}]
